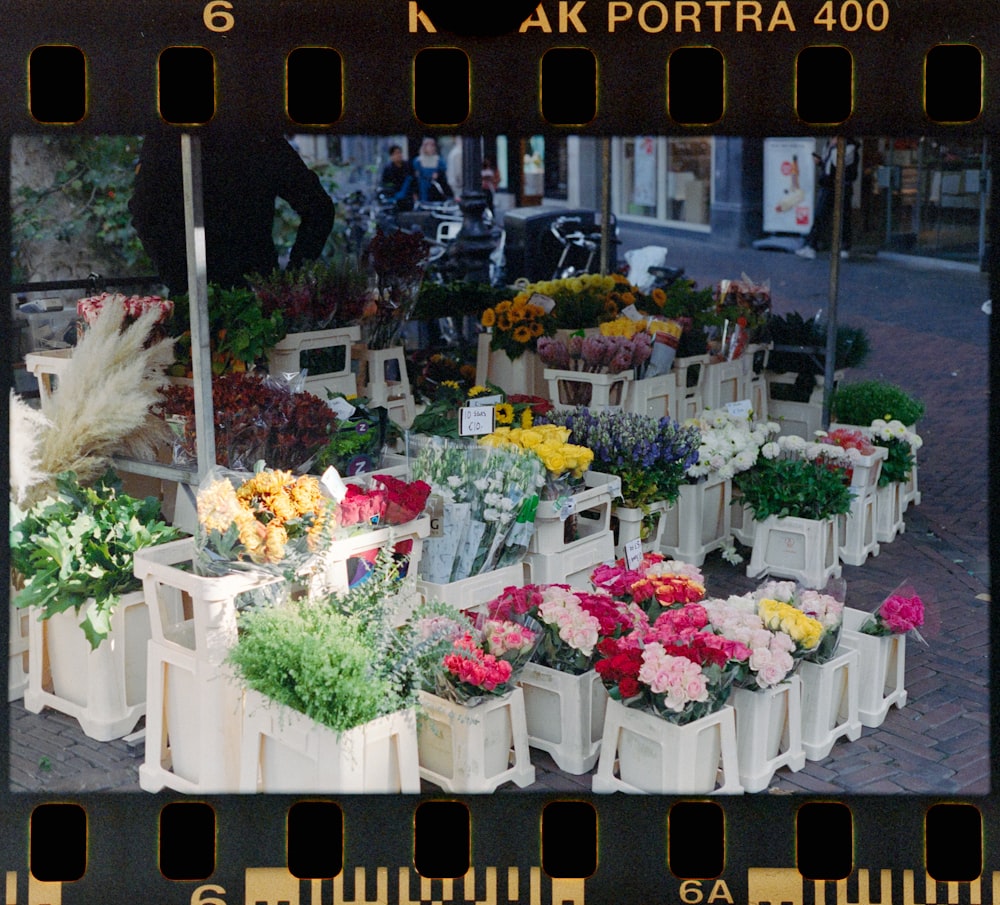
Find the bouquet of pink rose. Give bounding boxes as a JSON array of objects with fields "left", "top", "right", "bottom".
[
  {"left": 591, "top": 552, "right": 706, "bottom": 619},
  {"left": 485, "top": 583, "right": 639, "bottom": 675},
  {"left": 702, "top": 594, "right": 798, "bottom": 690},
  {"left": 858, "top": 582, "right": 925, "bottom": 639},
  {"left": 430, "top": 612, "right": 541, "bottom": 706},
  {"left": 593, "top": 601, "right": 752, "bottom": 724}
]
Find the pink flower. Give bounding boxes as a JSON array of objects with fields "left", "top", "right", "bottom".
[{"left": 880, "top": 594, "right": 924, "bottom": 633}]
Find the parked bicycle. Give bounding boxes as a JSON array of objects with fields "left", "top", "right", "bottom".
[{"left": 549, "top": 215, "right": 619, "bottom": 279}]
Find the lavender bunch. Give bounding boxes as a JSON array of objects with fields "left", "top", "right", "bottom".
[{"left": 546, "top": 408, "right": 700, "bottom": 508}]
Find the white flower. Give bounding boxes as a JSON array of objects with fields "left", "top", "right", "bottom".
[{"left": 761, "top": 442, "right": 780, "bottom": 460}]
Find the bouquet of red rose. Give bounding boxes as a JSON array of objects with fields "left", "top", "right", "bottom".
[{"left": 372, "top": 473, "right": 432, "bottom": 525}]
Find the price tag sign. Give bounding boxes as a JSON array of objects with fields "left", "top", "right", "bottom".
[
  {"left": 468, "top": 394, "right": 503, "bottom": 407},
  {"left": 725, "top": 399, "right": 754, "bottom": 420},
  {"left": 529, "top": 292, "right": 556, "bottom": 314},
  {"left": 328, "top": 396, "right": 357, "bottom": 420},
  {"left": 557, "top": 496, "right": 576, "bottom": 522},
  {"left": 624, "top": 538, "right": 644, "bottom": 570},
  {"left": 621, "top": 303, "right": 643, "bottom": 321},
  {"left": 426, "top": 494, "right": 444, "bottom": 537},
  {"left": 460, "top": 405, "right": 496, "bottom": 437}
]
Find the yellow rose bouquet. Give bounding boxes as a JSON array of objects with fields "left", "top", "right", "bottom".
[{"left": 479, "top": 424, "right": 594, "bottom": 498}]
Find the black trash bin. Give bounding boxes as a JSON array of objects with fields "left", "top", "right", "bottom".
[{"left": 500, "top": 206, "right": 617, "bottom": 283}]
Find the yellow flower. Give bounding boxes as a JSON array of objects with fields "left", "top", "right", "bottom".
[
  {"left": 513, "top": 324, "right": 533, "bottom": 344},
  {"left": 496, "top": 311, "right": 513, "bottom": 331},
  {"left": 468, "top": 385, "right": 488, "bottom": 397},
  {"left": 652, "top": 288, "right": 667, "bottom": 306},
  {"left": 496, "top": 300, "right": 512, "bottom": 313},
  {"left": 495, "top": 402, "right": 514, "bottom": 424},
  {"left": 530, "top": 321, "right": 545, "bottom": 338},
  {"left": 441, "top": 379, "right": 461, "bottom": 390},
  {"left": 481, "top": 308, "right": 496, "bottom": 328},
  {"left": 520, "top": 408, "right": 534, "bottom": 428}
]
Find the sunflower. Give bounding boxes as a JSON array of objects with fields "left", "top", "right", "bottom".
[
  {"left": 494, "top": 402, "right": 514, "bottom": 425},
  {"left": 651, "top": 287, "right": 667, "bottom": 306},
  {"left": 497, "top": 311, "right": 513, "bottom": 331},
  {"left": 512, "top": 324, "right": 533, "bottom": 344},
  {"left": 481, "top": 308, "right": 496, "bottom": 328}
]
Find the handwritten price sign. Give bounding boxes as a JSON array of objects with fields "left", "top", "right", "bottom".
[{"left": 460, "top": 406, "right": 496, "bottom": 437}]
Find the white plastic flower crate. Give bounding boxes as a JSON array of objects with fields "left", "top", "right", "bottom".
[
  {"left": 23, "top": 348, "right": 73, "bottom": 411},
  {"left": 354, "top": 343, "right": 416, "bottom": 427},
  {"left": 902, "top": 445, "right": 921, "bottom": 511},
  {"left": 702, "top": 356, "right": 754, "bottom": 412},
  {"left": 672, "top": 354, "right": 710, "bottom": 420},
  {"left": 140, "top": 639, "right": 245, "bottom": 793},
  {"left": 746, "top": 514, "right": 842, "bottom": 589},
  {"left": 731, "top": 677, "right": 806, "bottom": 792},
  {"left": 23, "top": 590, "right": 149, "bottom": 741},
  {"left": 838, "top": 492, "right": 879, "bottom": 567},
  {"left": 660, "top": 476, "right": 733, "bottom": 566},
  {"left": 417, "top": 688, "right": 535, "bottom": 793},
  {"left": 475, "top": 332, "right": 546, "bottom": 398},
  {"left": 611, "top": 500, "right": 668, "bottom": 561},
  {"left": 417, "top": 562, "right": 526, "bottom": 611},
  {"left": 543, "top": 368, "right": 633, "bottom": 412},
  {"left": 518, "top": 663, "right": 608, "bottom": 774},
  {"left": 592, "top": 698, "right": 742, "bottom": 794},
  {"left": 524, "top": 530, "right": 616, "bottom": 587},
  {"left": 529, "top": 471, "right": 617, "bottom": 556},
  {"left": 8, "top": 596, "right": 30, "bottom": 702},
  {"left": 730, "top": 490, "right": 755, "bottom": 547},
  {"left": 766, "top": 371, "right": 843, "bottom": 440},
  {"left": 839, "top": 606, "right": 908, "bottom": 727},
  {"left": 797, "top": 647, "right": 863, "bottom": 760},
  {"left": 875, "top": 481, "right": 905, "bottom": 543},
  {"left": 319, "top": 516, "right": 430, "bottom": 596},
  {"left": 240, "top": 689, "right": 420, "bottom": 793},
  {"left": 625, "top": 372, "right": 679, "bottom": 421},
  {"left": 267, "top": 326, "right": 360, "bottom": 399}
]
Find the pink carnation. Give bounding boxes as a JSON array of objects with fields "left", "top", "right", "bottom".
[{"left": 880, "top": 594, "right": 924, "bottom": 633}]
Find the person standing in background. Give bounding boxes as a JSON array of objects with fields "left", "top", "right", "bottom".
[
  {"left": 129, "top": 130, "right": 334, "bottom": 294},
  {"left": 446, "top": 138, "right": 463, "bottom": 201},
  {"left": 379, "top": 143, "right": 415, "bottom": 211},
  {"left": 412, "top": 137, "right": 451, "bottom": 202},
  {"left": 796, "top": 136, "right": 860, "bottom": 260}
]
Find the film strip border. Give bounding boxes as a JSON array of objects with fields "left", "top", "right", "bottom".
[
  {"left": 2, "top": 0, "right": 997, "bottom": 134},
  {"left": 0, "top": 795, "right": 997, "bottom": 901}
]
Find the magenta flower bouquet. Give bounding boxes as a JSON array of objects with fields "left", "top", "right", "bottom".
[{"left": 859, "top": 582, "right": 926, "bottom": 639}]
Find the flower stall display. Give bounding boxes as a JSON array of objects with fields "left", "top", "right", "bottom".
[
  {"left": 545, "top": 409, "right": 699, "bottom": 558},
  {"left": 155, "top": 371, "right": 340, "bottom": 473},
  {"left": 417, "top": 610, "right": 540, "bottom": 792},
  {"left": 841, "top": 582, "right": 925, "bottom": 727},
  {"left": 591, "top": 553, "right": 706, "bottom": 620},
  {"left": 253, "top": 260, "right": 369, "bottom": 400},
  {"left": 485, "top": 583, "right": 636, "bottom": 774},
  {"left": 817, "top": 428, "right": 886, "bottom": 565},
  {"left": 737, "top": 436, "right": 853, "bottom": 587},
  {"left": 701, "top": 593, "right": 809, "bottom": 788},
  {"left": 590, "top": 599, "right": 749, "bottom": 794},
  {"left": 10, "top": 469, "right": 183, "bottom": 740},
  {"left": 476, "top": 290, "right": 556, "bottom": 397},
  {"left": 409, "top": 382, "right": 541, "bottom": 439},
  {"left": 663, "top": 409, "right": 779, "bottom": 565},
  {"left": 167, "top": 283, "right": 285, "bottom": 378},
  {"left": 538, "top": 332, "right": 650, "bottom": 409},
  {"left": 230, "top": 552, "right": 436, "bottom": 792},
  {"left": 410, "top": 437, "right": 547, "bottom": 586}
]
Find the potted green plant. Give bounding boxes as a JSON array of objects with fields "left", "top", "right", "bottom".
[
  {"left": 735, "top": 438, "right": 853, "bottom": 588},
  {"left": 10, "top": 469, "right": 183, "bottom": 739},
  {"left": 830, "top": 379, "right": 925, "bottom": 530}
]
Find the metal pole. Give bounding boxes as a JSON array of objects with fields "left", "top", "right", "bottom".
[
  {"left": 180, "top": 133, "right": 216, "bottom": 474},
  {"left": 822, "top": 136, "right": 846, "bottom": 429},
  {"left": 600, "top": 137, "right": 612, "bottom": 275}
]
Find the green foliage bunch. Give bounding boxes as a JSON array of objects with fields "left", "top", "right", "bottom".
[
  {"left": 168, "top": 283, "right": 285, "bottom": 376},
  {"left": 228, "top": 552, "right": 466, "bottom": 732},
  {"left": 733, "top": 458, "right": 853, "bottom": 522},
  {"left": 10, "top": 470, "right": 183, "bottom": 649},
  {"left": 831, "top": 380, "right": 925, "bottom": 427},
  {"left": 765, "top": 312, "right": 871, "bottom": 374},
  {"left": 414, "top": 280, "right": 510, "bottom": 322}
]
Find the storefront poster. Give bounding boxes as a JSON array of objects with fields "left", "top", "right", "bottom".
[
  {"left": 763, "top": 137, "right": 817, "bottom": 234},
  {"left": 632, "top": 135, "right": 657, "bottom": 208}
]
